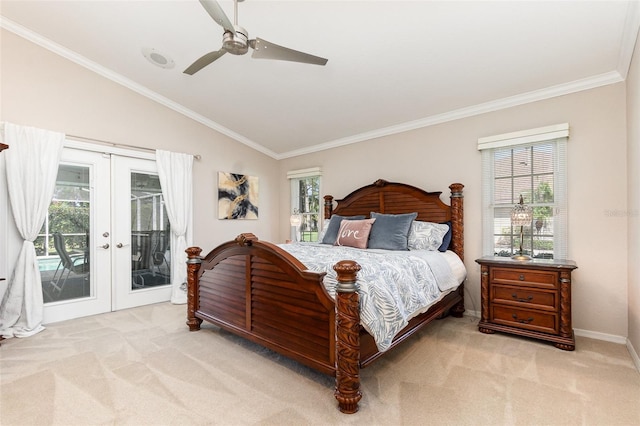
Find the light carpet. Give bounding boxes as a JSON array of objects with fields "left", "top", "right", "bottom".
[{"left": 1, "top": 302, "right": 639, "bottom": 425}]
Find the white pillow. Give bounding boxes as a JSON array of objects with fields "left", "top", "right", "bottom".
[
  {"left": 408, "top": 221, "right": 449, "bottom": 251},
  {"left": 316, "top": 218, "right": 331, "bottom": 242}
]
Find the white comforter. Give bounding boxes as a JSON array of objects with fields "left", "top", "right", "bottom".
[{"left": 278, "top": 243, "right": 466, "bottom": 352}]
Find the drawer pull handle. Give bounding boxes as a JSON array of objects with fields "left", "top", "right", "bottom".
[
  {"left": 511, "top": 293, "right": 533, "bottom": 303},
  {"left": 512, "top": 314, "right": 534, "bottom": 324},
  {"left": 519, "top": 274, "right": 525, "bottom": 281}
]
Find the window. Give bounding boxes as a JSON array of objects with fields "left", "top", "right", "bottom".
[
  {"left": 480, "top": 124, "right": 568, "bottom": 259},
  {"left": 288, "top": 168, "right": 321, "bottom": 242}
]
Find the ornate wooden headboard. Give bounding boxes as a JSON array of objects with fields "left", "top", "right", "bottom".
[{"left": 323, "top": 179, "right": 464, "bottom": 260}]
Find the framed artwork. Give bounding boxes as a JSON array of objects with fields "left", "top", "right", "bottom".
[{"left": 218, "top": 172, "right": 259, "bottom": 220}]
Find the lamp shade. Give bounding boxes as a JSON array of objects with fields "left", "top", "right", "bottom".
[
  {"left": 290, "top": 213, "right": 302, "bottom": 227},
  {"left": 511, "top": 195, "right": 532, "bottom": 227}
]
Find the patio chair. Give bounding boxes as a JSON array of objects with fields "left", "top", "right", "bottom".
[{"left": 50, "top": 232, "right": 90, "bottom": 296}]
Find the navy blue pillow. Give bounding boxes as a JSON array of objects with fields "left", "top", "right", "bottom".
[
  {"left": 321, "top": 214, "right": 366, "bottom": 244},
  {"left": 368, "top": 212, "right": 417, "bottom": 250},
  {"left": 438, "top": 221, "right": 452, "bottom": 252}
]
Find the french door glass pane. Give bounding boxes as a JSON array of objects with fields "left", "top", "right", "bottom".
[
  {"left": 130, "top": 172, "right": 170, "bottom": 290},
  {"left": 39, "top": 164, "right": 91, "bottom": 303}
]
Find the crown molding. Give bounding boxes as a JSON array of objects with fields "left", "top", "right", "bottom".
[
  {"left": 617, "top": 0, "right": 640, "bottom": 79},
  {"left": 278, "top": 71, "right": 623, "bottom": 159},
  {"left": 0, "top": 16, "right": 279, "bottom": 160}
]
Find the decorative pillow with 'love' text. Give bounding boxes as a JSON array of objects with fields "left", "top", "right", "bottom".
[{"left": 334, "top": 218, "right": 376, "bottom": 249}]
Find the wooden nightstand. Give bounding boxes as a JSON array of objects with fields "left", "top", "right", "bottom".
[{"left": 475, "top": 256, "right": 578, "bottom": 351}]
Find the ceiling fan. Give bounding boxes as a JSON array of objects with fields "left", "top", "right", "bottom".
[{"left": 184, "top": 0, "right": 328, "bottom": 75}]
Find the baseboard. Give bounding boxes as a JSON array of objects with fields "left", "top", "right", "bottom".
[
  {"left": 627, "top": 339, "right": 640, "bottom": 373},
  {"left": 573, "top": 328, "right": 627, "bottom": 344},
  {"left": 463, "top": 309, "right": 480, "bottom": 319}
]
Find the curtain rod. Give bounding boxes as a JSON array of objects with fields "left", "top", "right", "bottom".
[
  {"left": 66, "top": 134, "right": 202, "bottom": 160},
  {"left": 0, "top": 123, "right": 201, "bottom": 160}
]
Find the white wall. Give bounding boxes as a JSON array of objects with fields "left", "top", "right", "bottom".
[
  {"left": 627, "top": 27, "right": 640, "bottom": 361},
  {"left": 279, "top": 84, "right": 629, "bottom": 341},
  {"left": 0, "top": 29, "right": 280, "bottom": 268}
]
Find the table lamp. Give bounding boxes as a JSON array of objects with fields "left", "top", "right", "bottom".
[
  {"left": 290, "top": 209, "right": 302, "bottom": 242},
  {"left": 511, "top": 194, "right": 533, "bottom": 260}
]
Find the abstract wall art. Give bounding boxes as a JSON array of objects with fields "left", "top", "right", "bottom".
[{"left": 218, "top": 172, "right": 259, "bottom": 220}]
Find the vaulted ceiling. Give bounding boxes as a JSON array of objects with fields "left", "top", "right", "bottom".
[{"left": 1, "top": 1, "right": 638, "bottom": 159}]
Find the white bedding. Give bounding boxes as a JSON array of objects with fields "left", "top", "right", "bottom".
[{"left": 278, "top": 243, "right": 467, "bottom": 352}]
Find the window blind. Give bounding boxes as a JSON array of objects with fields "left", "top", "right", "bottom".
[
  {"left": 477, "top": 123, "right": 569, "bottom": 151},
  {"left": 287, "top": 167, "right": 322, "bottom": 179}
]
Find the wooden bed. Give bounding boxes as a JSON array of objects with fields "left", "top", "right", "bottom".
[{"left": 185, "top": 179, "right": 465, "bottom": 413}]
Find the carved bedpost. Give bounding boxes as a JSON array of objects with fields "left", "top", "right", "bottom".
[
  {"left": 186, "top": 246, "right": 203, "bottom": 331},
  {"left": 449, "top": 183, "right": 465, "bottom": 317},
  {"left": 324, "top": 195, "right": 334, "bottom": 219},
  {"left": 449, "top": 183, "right": 464, "bottom": 262},
  {"left": 333, "top": 260, "right": 362, "bottom": 414}
]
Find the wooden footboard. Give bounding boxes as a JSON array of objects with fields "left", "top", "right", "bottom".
[{"left": 186, "top": 234, "right": 337, "bottom": 374}]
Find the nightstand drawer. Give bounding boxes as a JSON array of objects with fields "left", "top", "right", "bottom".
[
  {"left": 491, "top": 284, "right": 557, "bottom": 311},
  {"left": 491, "top": 305, "right": 558, "bottom": 335},
  {"left": 491, "top": 267, "right": 558, "bottom": 289}
]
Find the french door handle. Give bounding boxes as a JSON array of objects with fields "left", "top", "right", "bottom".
[
  {"left": 116, "top": 243, "right": 130, "bottom": 248},
  {"left": 98, "top": 243, "right": 110, "bottom": 249}
]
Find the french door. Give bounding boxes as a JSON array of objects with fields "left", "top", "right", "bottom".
[
  {"left": 41, "top": 148, "right": 172, "bottom": 323},
  {"left": 111, "top": 156, "right": 172, "bottom": 310}
]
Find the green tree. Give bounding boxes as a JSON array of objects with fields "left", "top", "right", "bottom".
[
  {"left": 36, "top": 201, "right": 89, "bottom": 256},
  {"left": 532, "top": 181, "right": 554, "bottom": 256}
]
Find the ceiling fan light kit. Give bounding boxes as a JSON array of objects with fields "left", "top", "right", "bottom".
[
  {"left": 223, "top": 26, "right": 249, "bottom": 55},
  {"left": 184, "top": 0, "right": 328, "bottom": 75}
]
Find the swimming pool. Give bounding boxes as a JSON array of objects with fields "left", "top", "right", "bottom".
[{"left": 38, "top": 257, "right": 61, "bottom": 272}]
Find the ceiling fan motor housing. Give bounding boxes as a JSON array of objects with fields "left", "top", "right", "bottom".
[{"left": 223, "top": 25, "right": 249, "bottom": 55}]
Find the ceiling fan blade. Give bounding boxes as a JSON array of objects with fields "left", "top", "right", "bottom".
[
  {"left": 199, "top": 0, "right": 235, "bottom": 34},
  {"left": 183, "top": 49, "right": 227, "bottom": 75},
  {"left": 250, "top": 38, "right": 328, "bottom": 66}
]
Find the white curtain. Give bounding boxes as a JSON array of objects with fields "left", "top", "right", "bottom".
[
  {"left": 156, "top": 150, "right": 193, "bottom": 304},
  {"left": 0, "top": 123, "right": 64, "bottom": 337}
]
